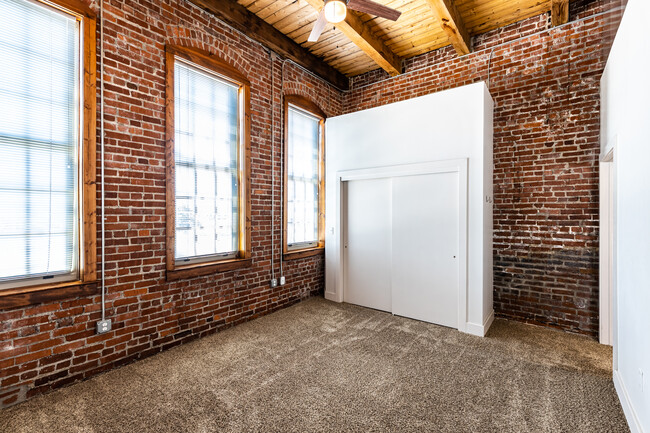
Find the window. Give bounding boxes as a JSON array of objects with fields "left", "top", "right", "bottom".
[
  {"left": 165, "top": 46, "right": 251, "bottom": 280},
  {"left": 284, "top": 96, "right": 325, "bottom": 258},
  {"left": 0, "top": 0, "right": 96, "bottom": 295}
]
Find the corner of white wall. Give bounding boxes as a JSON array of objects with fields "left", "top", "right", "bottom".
[{"left": 601, "top": 0, "right": 650, "bottom": 431}]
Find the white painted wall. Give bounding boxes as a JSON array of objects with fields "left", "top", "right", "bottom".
[
  {"left": 601, "top": 0, "right": 650, "bottom": 431},
  {"left": 325, "top": 82, "right": 494, "bottom": 335}
]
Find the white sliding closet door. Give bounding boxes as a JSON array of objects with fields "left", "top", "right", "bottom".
[
  {"left": 391, "top": 172, "right": 459, "bottom": 328},
  {"left": 342, "top": 168, "right": 461, "bottom": 329},
  {"left": 343, "top": 178, "right": 392, "bottom": 312}
]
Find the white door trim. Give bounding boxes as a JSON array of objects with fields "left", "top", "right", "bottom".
[
  {"left": 335, "top": 159, "right": 469, "bottom": 333},
  {"left": 599, "top": 147, "right": 614, "bottom": 346}
]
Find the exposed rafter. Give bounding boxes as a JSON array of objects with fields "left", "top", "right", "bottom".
[
  {"left": 303, "top": 0, "right": 403, "bottom": 76},
  {"left": 187, "top": 0, "right": 349, "bottom": 89},
  {"left": 424, "top": 0, "right": 471, "bottom": 56},
  {"left": 551, "top": 0, "right": 569, "bottom": 27}
]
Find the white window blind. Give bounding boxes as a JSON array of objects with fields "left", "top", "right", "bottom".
[
  {"left": 0, "top": 0, "right": 81, "bottom": 286},
  {"left": 174, "top": 60, "right": 240, "bottom": 263},
  {"left": 287, "top": 106, "right": 320, "bottom": 247}
]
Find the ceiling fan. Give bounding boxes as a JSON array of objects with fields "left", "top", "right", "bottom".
[{"left": 308, "top": 0, "right": 402, "bottom": 42}]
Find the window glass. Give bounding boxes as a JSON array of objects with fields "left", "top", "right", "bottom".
[
  {"left": 0, "top": 0, "right": 80, "bottom": 284},
  {"left": 174, "top": 60, "right": 240, "bottom": 262},
  {"left": 287, "top": 106, "right": 320, "bottom": 246}
]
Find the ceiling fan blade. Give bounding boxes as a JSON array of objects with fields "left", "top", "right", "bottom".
[
  {"left": 308, "top": 10, "right": 328, "bottom": 42},
  {"left": 347, "top": 0, "right": 402, "bottom": 21}
]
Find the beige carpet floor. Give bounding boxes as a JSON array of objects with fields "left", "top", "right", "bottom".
[{"left": 0, "top": 297, "right": 628, "bottom": 433}]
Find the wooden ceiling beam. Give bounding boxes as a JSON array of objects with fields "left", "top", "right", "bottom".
[
  {"left": 304, "top": 0, "right": 403, "bottom": 76},
  {"left": 551, "top": 0, "right": 569, "bottom": 27},
  {"left": 424, "top": 0, "right": 471, "bottom": 56},
  {"left": 187, "top": 0, "right": 349, "bottom": 90},
  {"left": 340, "top": 12, "right": 404, "bottom": 76}
]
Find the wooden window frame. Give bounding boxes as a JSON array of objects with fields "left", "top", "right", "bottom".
[
  {"left": 165, "top": 45, "right": 252, "bottom": 281},
  {"left": 0, "top": 0, "right": 98, "bottom": 309},
  {"left": 283, "top": 95, "right": 326, "bottom": 261}
]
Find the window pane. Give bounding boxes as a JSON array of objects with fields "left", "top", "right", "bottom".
[
  {"left": 287, "top": 106, "right": 320, "bottom": 245},
  {"left": 174, "top": 60, "right": 239, "bottom": 261},
  {"left": 0, "top": 0, "right": 80, "bottom": 283}
]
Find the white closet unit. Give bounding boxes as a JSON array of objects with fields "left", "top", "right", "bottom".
[{"left": 325, "top": 82, "right": 494, "bottom": 336}]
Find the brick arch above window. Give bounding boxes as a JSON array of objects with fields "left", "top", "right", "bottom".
[
  {"left": 165, "top": 28, "right": 261, "bottom": 81},
  {"left": 282, "top": 83, "right": 334, "bottom": 118}
]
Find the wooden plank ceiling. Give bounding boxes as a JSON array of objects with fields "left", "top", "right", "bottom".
[{"left": 233, "top": 0, "right": 567, "bottom": 78}]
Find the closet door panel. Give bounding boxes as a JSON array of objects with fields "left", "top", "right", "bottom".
[
  {"left": 391, "top": 172, "right": 459, "bottom": 328},
  {"left": 343, "top": 178, "right": 392, "bottom": 312}
]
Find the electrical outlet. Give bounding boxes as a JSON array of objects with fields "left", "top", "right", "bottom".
[
  {"left": 270, "top": 279, "right": 278, "bottom": 288},
  {"left": 96, "top": 319, "right": 112, "bottom": 334},
  {"left": 280, "top": 276, "right": 286, "bottom": 285}
]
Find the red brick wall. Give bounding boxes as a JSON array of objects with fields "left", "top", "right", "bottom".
[
  {"left": 0, "top": 0, "right": 343, "bottom": 408},
  {"left": 344, "top": 1, "right": 623, "bottom": 336}
]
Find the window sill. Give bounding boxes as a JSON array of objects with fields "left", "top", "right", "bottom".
[
  {"left": 167, "top": 258, "right": 253, "bottom": 282},
  {"left": 283, "top": 247, "right": 324, "bottom": 261},
  {"left": 0, "top": 280, "right": 99, "bottom": 310}
]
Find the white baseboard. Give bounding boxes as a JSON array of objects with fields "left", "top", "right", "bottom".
[
  {"left": 464, "top": 310, "right": 494, "bottom": 337},
  {"left": 614, "top": 369, "right": 644, "bottom": 433},
  {"left": 324, "top": 291, "right": 339, "bottom": 302}
]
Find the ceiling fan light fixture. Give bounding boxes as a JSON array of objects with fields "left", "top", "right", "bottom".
[{"left": 324, "top": 0, "right": 346, "bottom": 23}]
